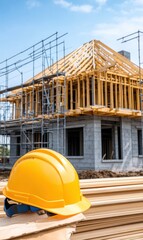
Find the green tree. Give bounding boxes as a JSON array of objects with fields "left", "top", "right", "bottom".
[{"left": 0, "top": 145, "right": 10, "bottom": 157}]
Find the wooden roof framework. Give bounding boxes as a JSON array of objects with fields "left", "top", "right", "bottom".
[{"left": 3, "top": 39, "right": 143, "bottom": 120}]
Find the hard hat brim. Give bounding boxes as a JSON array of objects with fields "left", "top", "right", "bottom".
[{"left": 45, "top": 196, "right": 91, "bottom": 216}]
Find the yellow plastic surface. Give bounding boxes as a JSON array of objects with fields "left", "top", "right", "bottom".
[{"left": 3, "top": 149, "right": 91, "bottom": 216}]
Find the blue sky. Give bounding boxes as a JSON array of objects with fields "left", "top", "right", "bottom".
[{"left": 0, "top": 0, "right": 143, "bottom": 65}]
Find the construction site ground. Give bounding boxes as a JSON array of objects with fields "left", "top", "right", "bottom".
[{"left": 1, "top": 169, "right": 143, "bottom": 181}]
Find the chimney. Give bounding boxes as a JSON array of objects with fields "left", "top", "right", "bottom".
[{"left": 118, "top": 50, "right": 131, "bottom": 60}]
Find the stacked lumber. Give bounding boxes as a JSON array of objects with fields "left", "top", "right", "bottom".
[
  {"left": 72, "top": 177, "right": 143, "bottom": 240},
  {"left": 1, "top": 177, "right": 143, "bottom": 239},
  {"left": 0, "top": 181, "right": 6, "bottom": 218}
]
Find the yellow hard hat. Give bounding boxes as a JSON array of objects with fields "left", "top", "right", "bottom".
[{"left": 3, "top": 149, "right": 91, "bottom": 216}]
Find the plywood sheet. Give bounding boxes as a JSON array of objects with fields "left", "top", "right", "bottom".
[{"left": 0, "top": 213, "right": 85, "bottom": 240}]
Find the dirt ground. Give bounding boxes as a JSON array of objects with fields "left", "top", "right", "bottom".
[
  {"left": 1, "top": 169, "right": 143, "bottom": 181},
  {"left": 78, "top": 170, "right": 143, "bottom": 179},
  {"left": 0, "top": 170, "right": 10, "bottom": 181}
]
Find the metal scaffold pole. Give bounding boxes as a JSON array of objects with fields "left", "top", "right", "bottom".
[
  {"left": 118, "top": 30, "right": 143, "bottom": 163},
  {"left": 0, "top": 32, "right": 67, "bottom": 168}
]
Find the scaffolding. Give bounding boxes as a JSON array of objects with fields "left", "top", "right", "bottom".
[{"left": 0, "top": 32, "right": 67, "bottom": 167}]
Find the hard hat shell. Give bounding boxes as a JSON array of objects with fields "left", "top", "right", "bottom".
[{"left": 3, "top": 149, "right": 91, "bottom": 216}]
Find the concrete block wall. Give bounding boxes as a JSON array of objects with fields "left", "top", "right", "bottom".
[
  {"left": 9, "top": 115, "right": 143, "bottom": 171},
  {"left": 66, "top": 115, "right": 143, "bottom": 171},
  {"left": 65, "top": 116, "right": 95, "bottom": 170},
  {"left": 94, "top": 117, "right": 143, "bottom": 171},
  {"left": 131, "top": 119, "right": 143, "bottom": 169},
  {"left": 120, "top": 118, "right": 132, "bottom": 170},
  {"left": 93, "top": 116, "right": 102, "bottom": 170}
]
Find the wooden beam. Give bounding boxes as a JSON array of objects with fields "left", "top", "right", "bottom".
[
  {"left": 82, "top": 78, "right": 85, "bottom": 107},
  {"left": 131, "top": 86, "right": 134, "bottom": 110},
  {"left": 70, "top": 80, "right": 73, "bottom": 110},
  {"left": 124, "top": 85, "right": 127, "bottom": 109},
  {"left": 77, "top": 78, "right": 80, "bottom": 108},
  {"left": 100, "top": 80, "right": 103, "bottom": 105},
  {"left": 105, "top": 74, "right": 108, "bottom": 107},
  {"left": 92, "top": 76, "right": 95, "bottom": 106},
  {"left": 56, "top": 80, "right": 60, "bottom": 113},
  {"left": 30, "top": 91, "right": 32, "bottom": 112},
  {"left": 115, "top": 82, "right": 118, "bottom": 109},
  {"left": 35, "top": 91, "right": 38, "bottom": 116},
  {"left": 66, "top": 81, "right": 69, "bottom": 110},
  {"left": 137, "top": 88, "right": 140, "bottom": 110},
  {"left": 119, "top": 77, "right": 123, "bottom": 108},
  {"left": 110, "top": 80, "right": 113, "bottom": 108},
  {"left": 97, "top": 74, "right": 101, "bottom": 105},
  {"left": 86, "top": 76, "right": 90, "bottom": 107},
  {"left": 128, "top": 85, "right": 132, "bottom": 109}
]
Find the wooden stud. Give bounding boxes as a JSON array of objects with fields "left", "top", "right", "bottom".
[
  {"left": 82, "top": 78, "right": 85, "bottom": 107},
  {"left": 92, "top": 76, "right": 95, "bottom": 106},
  {"left": 131, "top": 86, "right": 134, "bottom": 110},
  {"left": 97, "top": 74, "right": 101, "bottom": 105},
  {"left": 137, "top": 88, "right": 140, "bottom": 110},
  {"left": 119, "top": 77, "right": 123, "bottom": 108},
  {"left": 104, "top": 80, "right": 107, "bottom": 107},
  {"left": 86, "top": 76, "right": 90, "bottom": 107},
  {"left": 115, "top": 82, "right": 118, "bottom": 109},
  {"left": 100, "top": 80, "right": 103, "bottom": 106},
  {"left": 66, "top": 81, "right": 69, "bottom": 110},
  {"left": 128, "top": 85, "right": 132, "bottom": 109},
  {"left": 110, "top": 80, "right": 113, "bottom": 108},
  {"left": 36, "top": 90, "right": 38, "bottom": 116},
  {"left": 30, "top": 91, "right": 32, "bottom": 112},
  {"left": 124, "top": 84, "right": 127, "bottom": 109},
  {"left": 77, "top": 78, "right": 80, "bottom": 108},
  {"left": 56, "top": 80, "right": 60, "bottom": 113},
  {"left": 70, "top": 80, "right": 73, "bottom": 110}
]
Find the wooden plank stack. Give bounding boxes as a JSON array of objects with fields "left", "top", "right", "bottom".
[
  {"left": 72, "top": 177, "right": 143, "bottom": 240},
  {"left": 1, "top": 177, "right": 143, "bottom": 239},
  {"left": 0, "top": 181, "right": 6, "bottom": 218}
]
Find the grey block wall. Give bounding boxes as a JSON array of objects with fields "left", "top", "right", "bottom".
[
  {"left": 9, "top": 115, "right": 143, "bottom": 171},
  {"left": 131, "top": 119, "right": 143, "bottom": 169},
  {"left": 66, "top": 115, "right": 143, "bottom": 171},
  {"left": 65, "top": 116, "right": 95, "bottom": 170},
  {"left": 93, "top": 116, "right": 102, "bottom": 170}
]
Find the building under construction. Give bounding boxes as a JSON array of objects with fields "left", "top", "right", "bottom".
[{"left": 0, "top": 32, "right": 143, "bottom": 171}]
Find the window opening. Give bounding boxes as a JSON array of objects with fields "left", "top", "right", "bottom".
[{"left": 66, "top": 127, "right": 83, "bottom": 156}]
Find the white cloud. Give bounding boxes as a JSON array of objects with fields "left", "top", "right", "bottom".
[
  {"left": 121, "top": 0, "right": 143, "bottom": 10},
  {"left": 95, "top": 0, "right": 107, "bottom": 6},
  {"left": 133, "top": 0, "right": 143, "bottom": 5},
  {"left": 70, "top": 4, "right": 93, "bottom": 13},
  {"left": 54, "top": 0, "right": 71, "bottom": 8},
  {"left": 91, "top": 16, "right": 143, "bottom": 40},
  {"left": 88, "top": 15, "right": 143, "bottom": 64},
  {"left": 26, "top": 0, "right": 40, "bottom": 9},
  {"left": 54, "top": 0, "right": 93, "bottom": 13}
]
